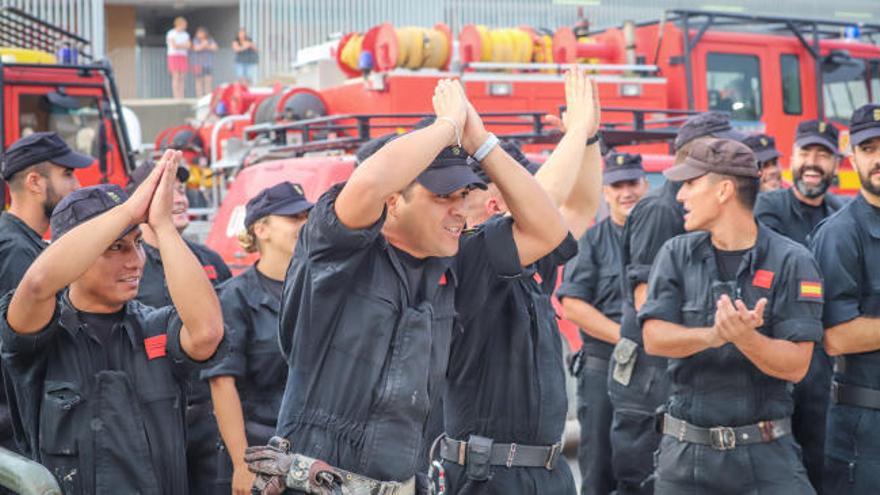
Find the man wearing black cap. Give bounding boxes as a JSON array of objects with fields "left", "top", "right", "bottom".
[
  {"left": 642, "top": 138, "right": 821, "bottom": 494},
  {"left": 743, "top": 133, "right": 783, "bottom": 192},
  {"left": 605, "top": 111, "right": 736, "bottom": 495},
  {"left": 811, "top": 103, "right": 880, "bottom": 493},
  {"left": 243, "top": 79, "right": 567, "bottom": 493},
  {"left": 752, "top": 119, "right": 846, "bottom": 492},
  {"left": 126, "top": 159, "right": 231, "bottom": 493},
  {"left": 558, "top": 151, "right": 647, "bottom": 495},
  {"left": 0, "top": 132, "right": 92, "bottom": 457},
  {"left": 0, "top": 151, "right": 225, "bottom": 494},
  {"left": 436, "top": 69, "right": 601, "bottom": 493}
]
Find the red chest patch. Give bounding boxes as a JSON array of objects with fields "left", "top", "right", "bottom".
[
  {"left": 752, "top": 269, "right": 775, "bottom": 289},
  {"left": 439, "top": 273, "right": 448, "bottom": 286},
  {"left": 203, "top": 265, "right": 217, "bottom": 280},
  {"left": 533, "top": 272, "right": 543, "bottom": 284},
  {"left": 144, "top": 334, "right": 167, "bottom": 360}
]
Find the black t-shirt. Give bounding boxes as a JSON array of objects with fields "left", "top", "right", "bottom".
[
  {"left": 80, "top": 308, "right": 125, "bottom": 346},
  {"left": 714, "top": 247, "right": 749, "bottom": 282},
  {"left": 800, "top": 202, "right": 827, "bottom": 234},
  {"left": 255, "top": 267, "right": 284, "bottom": 301},
  {"left": 391, "top": 245, "right": 427, "bottom": 301}
]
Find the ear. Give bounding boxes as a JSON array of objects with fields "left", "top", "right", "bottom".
[
  {"left": 717, "top": 179, "right": 735, "bottom": 204},
  {"left": 385, "top": 192, "right": 401, "bottom": 217},
  {"left": 24, "top": 170, "right": 46, "bottom": 195},
  {"left": 252, "top": 218, "right": 271, "bottom": 241}
]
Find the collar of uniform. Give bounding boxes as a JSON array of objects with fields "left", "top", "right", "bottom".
[
  {"left": 381, "top": 238, "right": 458, "bottom": 294},
  {"left": 853, "top": 193, "right": 880, "bottom": 238},
  {"left": 240, "top": 265, "right": 281, "bottom": 311},
  {"left": 57, "top": 291, "right": 140, "bottom": 348},
  {"left": 0, "top": 212, "right": 46, "bottom": 249},
  {"left": 692, "top": 224, "right": 771, "bottom": 277}
]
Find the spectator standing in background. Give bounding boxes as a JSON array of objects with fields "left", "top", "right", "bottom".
[
  {"left": 191, "top": 27, "right": 218, "bottom": 98},
  {"left": 166, "top": 17, "right": 191, "bottom": 99},
  {"left": 232, "top": 28, "right": 259, "bottom": 85}
]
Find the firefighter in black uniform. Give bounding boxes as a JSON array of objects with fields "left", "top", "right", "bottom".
[
  {"left": 558, "top": 152, "right": 648, "bottom": 495},
  {"left": 437, "top": 68, "right": 601, "bottom": 493},
  {"left": 244, "top": 80, "right": 568, "bottom": 494},
  {"left": 753, "top": 119, "right": 846, "bottom": 492},
  {"left": 811, "top": 103, "right": 880, "bottom": 493},
  {"left": 0, "top": 151, "right": 225, "bottom": 494},
  {"left": 743, "top": 133, "right": 783, "bottom": 192},
  {"left": 0, "top": 132, "right": 89, "bottom": 458},
  {"left": 607, "top": 111, "right": 741, "bottom": 495},
  {"left": 202, "top": 182, "right": 313, "bottom": 495},
  {"left": 126, "top": 160, "right": 231, "bottom": 493},
  {"left": 642, "top": 138, "right": 820, "bottom": 494}
]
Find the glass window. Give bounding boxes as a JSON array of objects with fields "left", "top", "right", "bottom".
[
  {"left": 780, "top": 54, "right": 802, "bottom": 115},
  {"left": 706, "top": 53, "right": 762, "bottom": 120},
  {"left": 870, "top": 61, "right": 879, "bottom": 103},
  {"left": 822, "top": 55, "right": 871, "bottom": 123},
  {"left": 18, "top": 93, "right": 103, "bottom": 158}
]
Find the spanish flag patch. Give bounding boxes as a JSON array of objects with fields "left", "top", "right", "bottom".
[{"left": 799, "top": 281, "right": 823, "bottom": 301}]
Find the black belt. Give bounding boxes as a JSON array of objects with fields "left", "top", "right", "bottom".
[
  {"left": 584, "top": 355, "right": 610, "bottom": 373},
  {"left": 439, "top": 437, "right": 561, "bottom": 469},
  {"left": 662, "top": 414, "right": 792, "bottom": 450},
  {"left": 831, "top": 381, "right": 880, "bottom": 410}
]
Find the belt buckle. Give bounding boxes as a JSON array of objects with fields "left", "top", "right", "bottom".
[
  {"left": 544, "top": 442, "right": 561, "bottom": 470},
  {"left": 709, "top": 426, "right": 736, "bottom": 450}
]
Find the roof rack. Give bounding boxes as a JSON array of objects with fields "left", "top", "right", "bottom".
[
  {"left": 240, "top": 107, "right": 695, "bottom": 159},
  {"left": 0, "top": 7, "right": 92, "bottom": 61},
  {"left": 600, "top": 9, "right": 880, "bottom": 118}
]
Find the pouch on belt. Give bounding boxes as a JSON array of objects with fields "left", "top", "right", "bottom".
[
  {"left": 465, "top": 435, "right": 493, "bottom": 481},
  {"left": 612, "top": 338, "right": 639, "bottom": 386}
]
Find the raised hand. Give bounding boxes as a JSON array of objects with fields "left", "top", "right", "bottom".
[
  {"left": 562, "top": 66, "right": 601, "bottom": 137},
  {"left": 714, "top": 295, "right": 767, "bottom": 344},
  {"left": 432, "top": 78, "right": 468, "bottom": 145},
  {"left": 147, "top": 150, "right": 182, "bottom": 231},
  {"left": 124, "top": 150, "right": 171, "bottom": 225}
]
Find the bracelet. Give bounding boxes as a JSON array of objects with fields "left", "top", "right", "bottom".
[
  {"left": 586, "top": 132, "right": 601, "bottom": 146},
  {"left": 436, "top": 116, "right": 462, "bottom": 148},
  {"left": 473, "top": 133, "right": 500, "bottom": 163}
]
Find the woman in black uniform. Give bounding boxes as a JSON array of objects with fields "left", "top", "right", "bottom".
[{"left": 203, "top": 181, "right": 312, "bottom": 495}]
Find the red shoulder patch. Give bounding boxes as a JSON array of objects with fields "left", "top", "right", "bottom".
[
  {"left": 144, "top": 334, "right": 167, "bottom": 360},
  {"left": 752, "top": 269, "right": 775, "bottom": 289},
  {"left": 203, "top": 265, "right": 218, "bottom": 280}
]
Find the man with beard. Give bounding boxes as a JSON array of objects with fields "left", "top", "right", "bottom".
[
  {"left": 642, "top": 138, "right": 820, "bottom": 494},
  {"left": 810, "top": 103, "right": 880, "bottom": 493},
  {"left": 753, "top": 119, "right": 846, "bottom": 492},
  {"left": 125, "top": 160, "right": 232, "bottom": 494},
  {"left": 743, "top": 133, "right": 783, "bottom": 192},
  {"left": 0, "top": 132, "right": 90, "bottom": 458},
  {"left": 558, "top": 152, "right": 648, "bottom": 495}
]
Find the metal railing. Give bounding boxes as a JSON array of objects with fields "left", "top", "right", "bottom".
[
  {"left": 107, "top": 47, "right": 239, "bottom": 100},
  {"left": 0, "top": 447, "right": 61, "bottom": 495}
]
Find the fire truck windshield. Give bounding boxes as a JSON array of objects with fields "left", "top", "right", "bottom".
[
  {"left": 822, "top": 54, "right": 878, "bottom": 123},
  {"left": 18, "top": 93, "right": 103, "bottom": 158}
]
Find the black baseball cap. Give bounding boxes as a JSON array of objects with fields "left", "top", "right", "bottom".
[
  {"left": 354, "top": 133, "right": 398, "bottom": 166},
  {"left": 674, "top": 112, "right": 746, "bottom": 151},
  {"left": 244, "top": 182, "right": 314, "bottom": 227},
  {"left": 472, "top": 140, "right": 539, "bottom": 183},
  {"left": 664, "top": 138, "right": 759, "bottom": 182},
  {"left": 849, "top": 104, "right": 880, "bottom": 147},
  {"left": 794, "top": 119, "right": 840, "bottom": 155},
  {"left": 50, "top": 184, "right": 136, "bottom": 241},
  {"left": 742, "top": 134, "right": 782, "bottom": 164},
  {"left": 603, "top": 152, "right": 645, "bottom": 185},
  {"left": 1, "top": 132, "right": 94, "bottom": 180},
  {"left": 417, "top": 146, "right": 487, "bottom": 195},
  {"left": 126, "top": 160, "right": 191, "bottom": 194}
]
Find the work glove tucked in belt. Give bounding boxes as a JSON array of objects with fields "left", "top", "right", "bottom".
[{"left": 245, "top": 436, "right": 342, "bottom": 495}]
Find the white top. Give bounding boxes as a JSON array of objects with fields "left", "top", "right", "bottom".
[{"left": 166, "top": 29, "right": 190, "bottom": 56}]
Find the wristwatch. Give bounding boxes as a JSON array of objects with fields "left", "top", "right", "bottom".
[{"left": 473, "top": 133, "right": 500, "bottom": 163}]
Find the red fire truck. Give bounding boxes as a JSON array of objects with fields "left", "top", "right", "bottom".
[{"left": 1, "top": 7, "right": 135, "bottom": 206}]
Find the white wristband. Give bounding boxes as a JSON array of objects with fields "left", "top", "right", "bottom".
[{"left": 473, "top": 133, "right": 499, "bottom": 163}]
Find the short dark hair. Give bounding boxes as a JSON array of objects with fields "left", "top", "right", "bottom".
[
  {"left": 7, "top": 162, "right": 50, "bottom": 191},
  {"left": 709, "top": 172, "right": 759, "bottom": 210}
]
